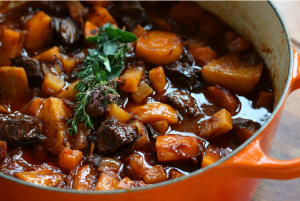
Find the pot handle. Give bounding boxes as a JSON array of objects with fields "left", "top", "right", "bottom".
[{"left": 217, "top": 47, "right": 300, "bottom": 179}]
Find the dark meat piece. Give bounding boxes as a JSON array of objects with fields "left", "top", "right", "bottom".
[
  {"left": 0, "top": 112, "right": 44, "bottom": 143},
  {"left": 232, "top": 118, "right": 261, "bottom": 142},
  {"left": 164, "top": 90, "right": 202, "bottom": 118},
  {"left": 51, "top": 17, "right": 80, "bottom": 47},
  {"left": 109, "top": 2, "right": 151, "bottom": 31},
  {"left": 10, "top": 56, "right": 43, "bottom": 86},
  {"left": 96, "top": 118, "right": 139, "bottom": 153}
]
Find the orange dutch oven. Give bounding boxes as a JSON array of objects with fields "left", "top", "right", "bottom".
[{"left": 1, "top": 1, "right": 300, "bottom": 201}]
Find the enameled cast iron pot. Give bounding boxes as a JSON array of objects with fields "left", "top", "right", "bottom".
[{"left": 1, "top": 1, "right": 300, "bottom": 201}]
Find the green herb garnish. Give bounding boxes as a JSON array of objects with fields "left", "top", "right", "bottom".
[{"left": 67, "top": 23, "right": 137, "bottom": 135}]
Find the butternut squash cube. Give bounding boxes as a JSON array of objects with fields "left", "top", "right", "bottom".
[
  {"left": 34, "top": 46, "right": 61, "bottom": 62},
  {"left": 107, "top": 103, "right": 131, "bottom": 123},
  {"left": 169, "top": 169, "right": 185, "bottom": 179},
  {"left": 39, "top": 97, "right": 72, "bottom": 154},
  {"left": 119, "top": 67, "right": 145, "bottom": 92},
  {"left": 198, "top": 109, "right": 233, "bottom": 139},
  {"left": 156, "top": 135, "right": 201, "bottom": 162},
  {"left": 57, "top": 80, "right": 79, "bottom": 101},
  {"left": 23, "top": 11, "right": 52, "bottom": 50},
  {"left": 132, "top": 82, "right": 153, "bottom": 102},
  {"left": 61, "top": 55, "right": 78, "bottom": 73},
  {"left": 149, "top": 66, "right": 167, "bottom": 94},
  {"left": 150, "top": 121, "right": 169, "bottom": 135},
  {"left": 256, "top": 91, "right": 274, "bottom": 109},
  {"left": 201, "top": 151, "right": 220, "bottom": 168},
  {"left": 0, "top": 29, "right": 25, "bottom": 66},
  {"left": 0, "top": 67, "right": 30, "bottom": 100},
  {"left": 58, "top": 148, "right": 83, "bottom": 171},
  {"left": 202, "top": 54, "right": 263, "bottom": 93},
  {"left": 84, "top": 21, "right": 99, "bottom": 41},
  {"left": 87, "top": 5, "right": 116, "bottom": 27},
  {"left": 94, "top": 171, "right": 120, "bottom": 191},
  {"left": 27, "top": 98, "right": 46, "bottom": 117},
  {"left": 42, "top": 73, "right": 65, "bottom": 96},
  {"left": 143, "top": 165, "right": 167, "bottom": 184}
]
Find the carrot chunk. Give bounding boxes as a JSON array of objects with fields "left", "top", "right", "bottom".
[
  {"left": 188, "top": 47, "right": 217, "bottom": 66},
  {"left": 23, "top": 11, "right": 52, "bottom": 50},
  {"left": 58, "top": 148, "right": 83, "bottom": 171},
  {"left": 119, "top": 67, "right": 145, "bottom": 92},
  {"left": 149, "top": 66, "right": 167, "bottom": 94},
  {"left": 87, "top": 5, "right": 116, "bottom": 27},
  {"left": 131, "top": 103, "right": 179, "bottom": 124},
  {"left": 156, "top": 135, "right": 201, "bottom": 162},
  {"left": 132, "top": 25, "right": 147, "bottom": 38}
]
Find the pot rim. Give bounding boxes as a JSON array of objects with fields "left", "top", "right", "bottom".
[{"left": 0, "top": 0, "right": 294, "bottom": 195}]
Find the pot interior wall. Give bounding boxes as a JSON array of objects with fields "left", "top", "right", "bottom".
[{"left": 198, "top": 1, "right": 290, "bottom": 105}]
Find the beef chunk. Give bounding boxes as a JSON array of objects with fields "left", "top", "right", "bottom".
[
  {"left": 0, "top": 112, "right": 44, "bottom": 143},
  {"left": 51, "top": 17, "right": 80, "bottom": 47},
  {"left": 232, "top": 118, "right": 261, "bottom": 142},
  {"left": 109, "top": 2, "right": 151, "bottom": 31},
  {"left": 10, "top": 56, "right": 43, "bottom": 86},
  {"left": 96, "top": 118, "right": 139, "bottom": 153},
  {"left": 164, "top": 90, "right": 202, "bottom": 118}
]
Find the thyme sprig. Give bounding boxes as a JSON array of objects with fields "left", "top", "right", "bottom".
[{"left": 67, "top": 23, "right": 137, "bottom": 135}]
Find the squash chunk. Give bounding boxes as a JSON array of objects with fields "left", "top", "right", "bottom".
[
  {"left": 118, "top": 177, "right": 147, "bottom": 189},
  {"left": 84, "top": 21, "right": 99, "bottom": 41},
  {"left": 201, "top": 151, "right": 220, "bottom": 168},
  {"left": 169, "top": 169, "right": 184, "bottom": 179},
  {"left": 202, "top": 54, "right": 263, "bottom": 93},
  {"left": 58, "top": 148, "right": 83, "bottom": 171},
  {"left": 61, "top": 55, "right": 78, "bottom": 73},
  {"left": 168, "top": 1, "right": 204, "bottom": 22},
  {"left": 57, "top": 80, "right": 79, "bottom": 101},
  {"left": 68, "top": 164, "right": 98, "bottom": 190},
  {"left": 143, "top": 165, "right": 167, "bottom": 184},
  {"left": 34, "top": 46, "right": 61, "bottom": 62},
  {"left": 119, "top": 67, "right": 145, "bottom": 92},
  {"left": 39, "top": 97, "right": 72, "bottom": 154},
  {"left": 156, "top": 135, "right": 201, "bottom": 162},
  {"left": 15, "top": 169, "right": 66, "bottom": 187},
  {"left": 27, "top": 98, "right": 46, "bottom": 117},
  {"left": 198, "top": 109, "right": 233, "bottom": 139},
  {"left": 133, "top": 134, "right": 153, "bottom": 151},
  {"left": 132, "top": 82, "right": 153, "bottom": 102},
  {"left": 107, "top": 103, "right": 131, "bottom": 123},
  {"left": 136, "top": 31, "right": 183, "bottom": 65},
  {"left": 0, "top": 67, "right": 29, "bottom": 100},
  {"left": 256, "top": 91, "right": 274, "bottom": 109},
  {"left": 23, "top": 11, "right": 52, "bottom": 50},
  {"left": 132, "top": 103, "right": 178, "bottom": 124},
  {"left": 150, "top": 121, "right": 169, "bottom": 135},
  {"left": 94, "top": 171, "right": 120, "bottom": 191},
  {"left": 132, "top": 25, "right": 147, "bottom": 38},
  {"left": 188, "top": 47, "right": 217, "bottom": 66},
  {"left": 42, "top": 73, "right": 65, "bottom": 96},
  {"left": 87, "top": 5, "right": 116, "bottom": 27},
  {"left": 0, "top": 29, "right": 25, "bottom": 66},
  {"left": 149, "top": 66, "right": 167, "bottom": 94},
  {"left": 0, "top": 141, "right": 7, "bottom": 160},
  {"left": 205, "top": 85, "right": 240, "bottom": 115}
]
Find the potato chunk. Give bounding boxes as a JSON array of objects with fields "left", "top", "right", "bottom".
[
  {"left": 107, "top": 103, "right": 131, "bottom": 123},
  {"left": 27, "top": 98, "right": 46, "bottom": 117},
  {"left": 143, "top": 165, "right": 167, "bottom": 184},
  {"left": 0, "top": 29, "right": 25, "bottom": 66},
  {"left": 57, "top": 80, "right": 79, "bottom": 101},
  {"left": 136, "top": 31, "right": 183, "bottom": 65},
  {"left": 201, "top": 151, "right": 220, "bottom": 168},
  {"left": 94, "top": 171, "right": 120, "bottom": 191},
  {"left": 132, "top": 82, "right": 153, "bottom": 102},
  {"left": 202, "top": 54, "right": 263, "bottom": 93},
  {"left": 61, "top": 55, "right": 78, "bottom": 73},
  {"left": 119, "top": 67, "right": 145, "bottom": 93},
  {"left": 197, "top": 109, "right": 233, "bottom": 139},
  {"left": 228, "top": 37, "right": 252, "bottom": 53},
  {"left": 42, "top": 73, "right": 65, "bottom": 96},
  {"left": 23, "top": 11, "right": 52, "bottom": 50},
  {"left": 150, "top": 121, "right": 169, "bottom": 135},
  {"left": 84, "top": 21, "right": 98, "bottom": 41},
  {"left": 87, "top": 5, "right": 116, "bottom": 27},
  {"left": 39, "top": 97, "right": 72, "bottom": 154},
  {"left": 169, "top": 169, "right": 185, "bottom": 179},
  {"left": 156, "top": 135, "right": 201, "bottom": 162},
  {"left": 131, "top": 103, "right": 179, "bottom": 124},
  {"left": 125, "top": 154, "right": 149, "bottom": 180},
  {"left": 0, "top": 67, "right": 30, "bottom": 100},
  {"left": 15, "top": 169, "right": 66, "bottom": 187},
  {"left": 149, "top": 66, "right": 167, "bottom": 94},
  {"left": 71, "top": 123, "right": 92, "bottom": 151}
]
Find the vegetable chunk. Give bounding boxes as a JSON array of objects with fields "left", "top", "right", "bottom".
[
  {"left": 67, "top": 164, "right": 98, "bottom": 190},
  {"left": 107, "top": 103, "right": 131, "bottom": 123},
  {"left": 94, "top": 171, "right": 120, "bottom": 191},
  {"left": 57, "top": 148, "right": 83, "bottom": 171},
  {"left": 255, "top": 91, "right": 274, "bottom": 109},
  {"left": 27, "top": 98, "right": 45, "bottom": 117},
  {"left": 188, "top": 47, "right": 217, "bottom": 66},
  {"left": 84, "top": 21, "right": 99, "bottom": 41},
  {"left": 34, "top": 46, "right": 61, "bottom": 62},
  {"left": 87, "top": 5, "right": 116, "bottom": 27},
  {"left": 136, "top": 31, "right": 183, "bottom": 65},
  {"left": 201, "top": 151, "right": 220, "bottom": 168},
  {"left": 156, "top": 135, "right": 201, "bottom": 162},
  {"left": 143, "top": 165, "right": 167, "bottom": 184},
  {"left": 42, "top": 73, "right": 65, "bottom": 96},
  {"left": 57, "top": 80, "right": 80, "bottom": 101},
  {"left": 119, "top": 67, "right": 145, "bottom": 92},
  {"left": 197, "top": 109, "right": 233, "bottom": 139},
  {"left": 132, "top": 103, "right": 179, "bottom": 124},
  {"left": 23, "top": 11, "right": 52, "bottom": 50},
  {"left": 132, "top": 82, "right": 153, "bottom": 102},
  {"left": 149, "top": 66, "right": 167, "bottom": 94},
  {"left": 202, "top": 54, "right": 263, "bottom": 93},
  {"left": 39, "top": 97, "right": 72, "bottom": 154},
  {"left": 168, "top": 1, "right": 204, "bottom": 22}
]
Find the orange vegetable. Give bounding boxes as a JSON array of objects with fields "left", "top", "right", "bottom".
[
  {"left": 205, "top": 85, "right": 240, "bottom": 115},
  {"left": 132, "top": 25, "right": 147, "bottom": 38},
  {"left": 129, "top": 119, "right": 147, "bottom": 136},
  {"left": 198, "top": 109, "right": 233, "bottom": 139},
  {"left": 149, "top": 16, "right": 172, "bottom": 32},
  {"left": 85, "top": 1, "right": 112, "bottom": 7},
  {"left": 168, "top": 1, "right": 204, "bottom": 22},
  {"left": 68, "top": 164, "right": 98, "bottom": 190},
  {"left": 58, "top": 149, "right": 83, "bottom": 171},
  {"left": 94, "top": 171, "right": 120, "bottom": 191},
  {"left": 183, "top": 38, "right": 208, "bottom": 49},
  {"left": 84, "top": 21, "right": 99, "bottom": 41},
  {"left": 201, "top": 151, "right": 220, "bottom": 168},
  {"left": 150, "top": 121, "right": 169, "bottom": 135},
  {"left": 132, "top": 82, "right": 153, "bottom": 102},
  {"left": 143, "top": 165, "right": 167, "bottom": 184},
  {"left": 118, "top": 177, "right": 147, "bottom": 189},
  {"left": 228, "top": 37, "right": 252, "bottom": 52},
  {"left": 224, "top": 31, "right": 238, "bottom": 45},
  {"left": 188, "top": 47, "right": 217, "bottom": 66},
  {"left": 41, "top": 73, "right": 65, "bottom": 96},
  {"left": 27, "top": 98, "right": 46, "bottom": 117},
  {"left": 23, "top": 11, "right": 52, "bottom": 50},
  {"left": 0, "top": 104, "right": 10, "bottom": 114},
  {"left": 61, "top": 55, "right": 78, "bottom": 73},
  {"left": 87, "top": 5, "right": 116, "bottom": 27},
  {"left": 169, "top": 169, "right": 185, "bottom": 179},
  {"left": 133, "top": 134, "right": 153, "bottom": 151},
  {"left": 71, "top": 123, "right": 92, "bottom": 151},
  {"left": 126, "top": 154, "right": 149, "bottom": 179},
  {"left": 202, "top": 54, "right": 263, "bottom": 93},
  {"left": 107, "top": 103, "right": 131, "bottom": 123},
  {"left": 57, "top": 80, "right": 80, "bottom": 101},
  {"left": 98, "top": 158, "right": 122, "bottom": 173},
  {"left": 131, "top": 103, "right": 179, "bottom": 124},
  {"left": 136, "top": 31, "right": 183, "bottom": 65},
  {"left": 0, "top": 141, "right": 7, "bottom": 160},
  {"left": 156, "top": 135, "right": 201, "bottom": 162},
  {"left": 0, "top": 29, "right": 25, "bottom": 66},
  {"left": 34, "top": 46, "right": 61, "bottom": 62},
  {"left": 0, "top": 67, "right": 30, "bottom": 100},
  {"left": 198, "top": 14, "right": 223, "bottom": 38},
  {"left": 119, "top": 67, "right": 145, "bottom": 92},
  {"left": 256, "top": 91, "right": 274, "bottom": 108},
  {"left": 149, "top": 66, "right": 167, "bottom": 94}
]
